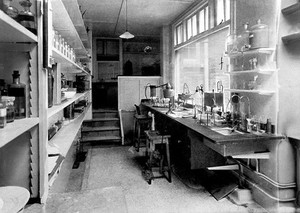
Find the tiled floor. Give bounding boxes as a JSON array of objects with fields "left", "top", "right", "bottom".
[{"left": 24, "top": 145, "right": 267, "bottom": 213}]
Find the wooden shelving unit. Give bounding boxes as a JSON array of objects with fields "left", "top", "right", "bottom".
[
  {"left": 49, "top": 103, "right": 91, "bottom": 157},
  {"left": 52, "top": 0, "right": 87, "bottom": 58},
  {"left": 0, "top": 10, "right": 37, "bottom": 43},
  {"left": 52, "top": 48, "right": 90, "bottom": 75},
  {"left": 281, "top": 32, "right": 300, "bottom": 44},
  {"left": 47, "top": 91, "right": 90, "bottom": 118},
  {"left": 0, "top": 118, "right": 39, "bottom": 148},
  {"left": 281, "top": 2, "right": 300, "bottom": 15}
]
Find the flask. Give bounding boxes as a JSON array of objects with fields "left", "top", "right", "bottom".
[
  {"left": 249, "top": 19, "right": 269, "bottom": 49},
  {"left": 0, "top": 100, "right": 7, "bottom": 128},
  {"left": 8, "top": 70, "right": 26, "bottom": 119},
  {"left": 18, "top": 0, "right": 36, "bottom": 34}
]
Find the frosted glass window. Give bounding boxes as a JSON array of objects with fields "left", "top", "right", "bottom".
[
  {"left": 176, "top": 24, "right": 183, "bottom": 45},
  {"left": 192, "top": 15, "right": 197, "bottom": 36},
  {"left": 199, "top": 9, "right": 205, "bottom": 33},
  {"left": 187, "top": 18, "right": 192, "bottom": 39},
  {"left": 205, "top": 6, "right": 209, "bottom": 30},
  {"left": 216, "top": 0, "right": 224, "bottom": 25},
  {"left": 225, "top": 0, "right": 230, "bottom": 21}
]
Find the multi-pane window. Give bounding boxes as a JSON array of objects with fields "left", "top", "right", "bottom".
[
  {"left": 175, "top": 24, "right": 183, "bottom": 45},
  {"left": 216, "top": 0, "right": 230, "bottom": 25},
  {"left": 199, "top": 6, "right": 208, "bottom": 33}
]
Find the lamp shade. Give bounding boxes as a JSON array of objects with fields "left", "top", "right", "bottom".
[{"left": 120, "top": 31, "right": 134, "bottom": 39}]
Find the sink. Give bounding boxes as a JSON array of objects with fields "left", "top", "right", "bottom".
[{"left": 210, "top": 127, "right": 245, "bottom": 136}]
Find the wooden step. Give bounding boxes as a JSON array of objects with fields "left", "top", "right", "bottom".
[
  {"left": 93, "top": 109, "right": 119, "bottom": 119},
  {"left": 83, "top": 118, "right": 120, "bottom": 127},
  {"left": 82, "top": 127, "right": 120, "bottom": 138},
  {"left": 81, "top": 126, "right": 120, "bottom": 132},
  {"left": 81, "top": 135, "right": 121, "bottom": 143}
]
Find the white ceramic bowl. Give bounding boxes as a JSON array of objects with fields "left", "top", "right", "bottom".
[{"left": 63, "top": 91, "right": 76, "bottom": 99}]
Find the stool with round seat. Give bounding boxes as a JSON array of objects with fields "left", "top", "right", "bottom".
[
  {"left": 133, "top": 104, "right": 152, "bottom": 152},
  {"left": 142, "top": 130, "right": 172, "bottom": 184}
]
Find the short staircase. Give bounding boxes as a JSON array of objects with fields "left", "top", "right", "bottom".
[{"left": 81, "top": 109, "right": 123, "bottom": 144}]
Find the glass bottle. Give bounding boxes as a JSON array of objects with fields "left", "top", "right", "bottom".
[
  {"left": 8, "top": 70, "right": 26, "bottom": 119},
  {"left": 237, "top": 23, "right": 250, "bottom": 51},
  {"left": 0, "top": 100, "right": 7, "bottom": 128},
  {"left": 48, "top": 69, "right": 54, "bottom": 108},
  {"left": 18, "top": 0, "right": 36, "bottom": 34},
  {"left": 1, "top": 96, "right": 15, "bottom": 123}
]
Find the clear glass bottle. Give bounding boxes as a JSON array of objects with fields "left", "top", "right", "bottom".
[
  {"left": 1, "top": 96, "right": 15, "bottom": 123},
  {"left": 18, "top": 0, "right": 36, "bottom": 34},
  {"left": 0, "top": 100, "right": 7, "bottom": 128},
  {"left": 8, "top": 70, "right": 26, "bottom": 119},
  {"left": 48, "top": 69, "right": 54, "bottom": 108}
]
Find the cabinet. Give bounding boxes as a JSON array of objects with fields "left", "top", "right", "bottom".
[
  {"left": 0, "top": 0, "right": 40, "bottom": 200},
  {"left": 40, "top": 0, "right": 92, "bottom": 201}
]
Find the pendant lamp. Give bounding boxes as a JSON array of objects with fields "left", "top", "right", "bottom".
[{"left": 120, "top": 0, "right": 134, "bottom": 39}]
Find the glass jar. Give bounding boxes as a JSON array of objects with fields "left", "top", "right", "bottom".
[
  {"left": 237, "top": 23, "right": 250, "bottom": 51},
  {"left": 249, "top": 19, "right": 269, "bottom": 49},
  {"left": 1, "top": 96, "right": 15, "bottom": 123},
  {"left": 8, "top": 70, "right": 26, "bottom": 119},
  {"left": 0, "top": 100, "right": 7, "bottom": 128},
  {"left": 19, "top": 0, "right": 37, "bottom": 34}
]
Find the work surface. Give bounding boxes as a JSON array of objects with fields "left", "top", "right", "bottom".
[{"left": 143, "top": 104, "right": 284, "bottom": 156}]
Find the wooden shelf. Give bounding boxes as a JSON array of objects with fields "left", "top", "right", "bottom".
[
  {"left": 0, "top": 10, "right": 37, "bottom": 43},
  {"left": 227, "top": 48, "right": 275, "bottom": 57},
  {"left": 282, "top": 32, "right": 300, "bottom": 45},
  {"left": 0, "top": 118, "right": 39, "bottom": 148},
  {"left": 282, "top": 3, "right": 300, "bottom": 15},
  {"left": 48, "top": 91, "right": 89, "bottom": 118},
  {"left": 48, "top": 154, "right": 64, "bottom": 182},
  {"left": 49, "top": 103, "right": 91, "bottom": 157},
  {"left": 61, "top": 0, "right": 90, "bottom": 49},
  {"left": 52, "top": 48, "right": 90, "bottom": 75},
  {"left": 226, "top": 69, "right": 277, "bottom": 75},
  {"left": 51, "top": 0, "right": 87, "bottom": 58},
  {"left": 226, "top": 89, "right": 275, "bottom": 95}
]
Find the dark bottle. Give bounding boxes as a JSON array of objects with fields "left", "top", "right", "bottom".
[
  {"left": 48, "top": 69, "right": 54, "bottom": 108},
  {"left": 8, "top": 70, "right": 26, "bottom": 119},
  {"left": 18, "top": 0, "right": 36, "bottom": 34}
]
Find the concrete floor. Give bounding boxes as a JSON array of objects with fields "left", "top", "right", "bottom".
[{"left": 24, "top": 145, "right": 268, "bottom": 213}]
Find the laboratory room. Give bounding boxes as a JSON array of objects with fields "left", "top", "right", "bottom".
[{"left": 0, "top": 0, "right": 299, "bottom": 212}]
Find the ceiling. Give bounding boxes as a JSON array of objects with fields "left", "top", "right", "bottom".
[{"left": 77, "top": 0, "right": 198, "bottom": 38}]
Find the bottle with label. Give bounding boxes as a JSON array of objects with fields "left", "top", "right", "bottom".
[
  {"left": 8, "top": 71, "right": 26, "bottom": 119},
  {"left": 0, "top": 100, "right": 7, "bottom": 128}
]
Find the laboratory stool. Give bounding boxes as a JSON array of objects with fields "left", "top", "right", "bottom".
[
  {"left": 133, "top": 104, "right": 152, "bottom": 152},
  {"left": 0, "top": 186, "right": 30, "bottom": 213},
  {"left": 142, "top": 130, "right": 172, "bottom": 184}
]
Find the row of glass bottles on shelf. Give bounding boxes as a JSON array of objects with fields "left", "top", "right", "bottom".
[
  {"left": 52, "top": 28, "right": 76, "bottom": 62},
  {"left": 1, "top": 0, "right": 36, "bottom": 34},
  {"left": 0, "top": 70, "right": 26, "bottom": 128}
]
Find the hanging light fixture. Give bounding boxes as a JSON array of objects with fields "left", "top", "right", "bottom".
[{"left": 120, "top": 0, "right": 134, "bottom": 39}]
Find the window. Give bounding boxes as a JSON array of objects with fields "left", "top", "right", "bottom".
[
  {"left": 175, "top": 24, "right": 183, "bottom": 45},
  {"left": 187, "top": 18, "right": 192, "bottom": 40},
  {"left": 216, "top": 0, "right": 230, "bottom": 25},
  {"left": 199, "top": 6, "right": 208, "bottom": 33}
]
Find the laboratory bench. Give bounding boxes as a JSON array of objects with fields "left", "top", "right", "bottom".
[{"left": 142, "top": 103, "right": 296, "bottom": 212}]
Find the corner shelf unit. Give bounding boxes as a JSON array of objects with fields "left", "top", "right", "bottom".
[{"left": 281, "top": 3, "right": 300, "bottom": 44}]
